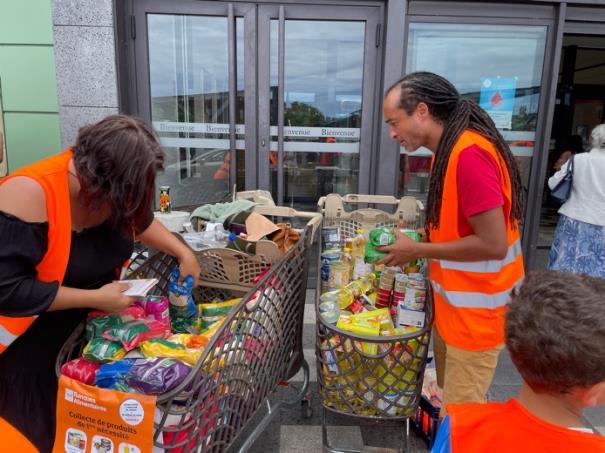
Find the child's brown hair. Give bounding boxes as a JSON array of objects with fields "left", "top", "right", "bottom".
[{"left": 506, "top": 270, "right": 605, "bottom": 394}]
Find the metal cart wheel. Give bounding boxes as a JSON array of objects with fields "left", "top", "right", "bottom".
[{"left": 301, "top": 398, "right": 313, "bottom": 419}]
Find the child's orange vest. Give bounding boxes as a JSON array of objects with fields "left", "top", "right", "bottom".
[{"left": 448, "top": 400, "right": 605, "bottom": 452}]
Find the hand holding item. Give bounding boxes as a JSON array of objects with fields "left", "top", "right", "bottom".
[
  {"left": 178, "top": 250, "right": 201, "bottom": 288},
  {"left": 94, "top": 282, "right": 136, "bottom": 312},
  {"left": 376, "top": 228, "right": 420, "bottom": 267}
]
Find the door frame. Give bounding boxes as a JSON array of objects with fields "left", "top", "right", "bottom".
[
  {"left": 131, "top": 0, "right": 255, "bottom": 192},
  {"left": 121, "top": 0, "right": 383, "bottom": 201},
  {"left": 256, "top": 4, "right": 383, "bottom": 204},
  {"left": 396, "top": 1, "right": 559, "bottom": 267}
]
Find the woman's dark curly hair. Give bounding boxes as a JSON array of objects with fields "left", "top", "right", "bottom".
[{"left": 72, "top": 115, "right": 164, "bottom": 233}]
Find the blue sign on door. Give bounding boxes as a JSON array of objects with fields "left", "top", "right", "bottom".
[{"left": 479, "top": 78, "right": 516, "bottom": 129}]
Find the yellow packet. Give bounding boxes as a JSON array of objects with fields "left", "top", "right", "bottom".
[{"left": 139, "top": 337, "right": 202, "bottom": 366}]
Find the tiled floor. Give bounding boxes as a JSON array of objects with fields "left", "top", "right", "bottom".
[{"left": 228, "top": 258, "right": 605, "bottom": 452}]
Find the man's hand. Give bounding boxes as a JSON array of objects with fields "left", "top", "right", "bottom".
[{"left": 376, "top": 229, "right": 420, "bottom": 267}]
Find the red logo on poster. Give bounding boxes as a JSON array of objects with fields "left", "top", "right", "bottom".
[{"left": 491, "top": 91, "right": 503, "bottom": 107}]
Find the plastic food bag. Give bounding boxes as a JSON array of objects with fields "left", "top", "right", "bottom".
[
  {"left": 364, "top": 227, "right": 397, "bottom": 263},
  {"left": 126, "top": 358, "right": 191, "bottom": 395},
  {"left": 86, "top": 314, "right": 122, "bottom": 341},
  {"left": 85, "top": 306, "right": 146, "bottom": 340},
  {"left": 139, "top": 334, "right": 206, "bottom": 366},
  {"left": 199, "top": 298, "right": 240, "bottom": 331},
  {"left": 60, "top": 358, "right": 101, "bottom": 385},
  {"left": 83, "top": 338, "right": 127, "bottom": 363},
  {"left": 95, "top": 359, "right": 135, "bottom": 391},
  {"left": 168, "top": 267, "right": 197, "bottom": 333},
  {"left": 103, "top": 319, "right": 171, "bottom": 351},
  {"left": 134, "top": 295, "right": 170, "bottom": 327}
]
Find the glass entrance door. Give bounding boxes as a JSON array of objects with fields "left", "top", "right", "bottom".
[
  {"left": 134, "top": 1, "right": 251, "bottom": 209},
  {"left": 135, "top": 1, "right": 381, "bottom": 210},
  {"left": 258, "top": 5, "right": 381, "bottom": 210}
]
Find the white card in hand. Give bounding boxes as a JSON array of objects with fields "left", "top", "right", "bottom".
[{"left": 119, "top": 278, "right": 159, "bottom": 297}]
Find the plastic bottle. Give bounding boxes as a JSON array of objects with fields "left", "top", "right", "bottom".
[
  {"left": 336, "top": 274, "right": 377, "bottom": 309},
  {"left": 351, "top": 229, "right": 366, "bottom": 262}
]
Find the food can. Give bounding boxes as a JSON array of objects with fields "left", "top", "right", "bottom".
[
  {"left": 321, "top": 251, "right": 341, "bottom": 284},
  {"left": 159, "top": 185, "right": 171, "bottom": 213},
  {"left": 402, "top": 280, "right": 426, "bottom": 311},
  {"left": 322, "top": 226, "right": 341, "bottom": 249},
  {"left": 328, "top": 262, "right": 350, "bottom": 290}
]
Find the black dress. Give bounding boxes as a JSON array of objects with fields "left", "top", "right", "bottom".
[{"left": 0, "top": 211, "right": 145, "bottom": 452}]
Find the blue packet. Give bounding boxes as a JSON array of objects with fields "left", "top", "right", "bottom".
[
  {"left": 95, "top": 359, "right": 135, "bottom": 390},
  {"left": 168, "top": 266, "right": 197, "bottom": 333}
]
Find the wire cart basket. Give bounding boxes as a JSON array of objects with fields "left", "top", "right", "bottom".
[
  {"left": 315, "top": 193, "right": 433, "bottom": 453},
  {"left": 56, "top": 205, "right": 320, "bottom": 452}
]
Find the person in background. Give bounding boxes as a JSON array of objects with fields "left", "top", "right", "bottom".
[
  {"left": 378, "top": 72, "right": 524, "bottom": 415},
  {"left": 553, "top": 134, "right": 584, "bottom": 171},
  {"left": 548, "top": 124, "right": 605, "bottom": 278},
  {"left": 431, "top": 271, "right": 605, "bottom": 452},
  {"left": 0, "top": 115, "right": 200, "bottom": 452}
]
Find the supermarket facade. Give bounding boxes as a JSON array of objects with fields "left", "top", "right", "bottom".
[{"left": 2, "top": 0, "right": 605, "bottom": 268}]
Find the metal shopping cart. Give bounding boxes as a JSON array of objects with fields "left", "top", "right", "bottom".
[
  {"left": 315, "top": 193, "right": 433, "bottom": 453},
  {"left": 57, "top": 204, "right": 321, "bottom": 452}
]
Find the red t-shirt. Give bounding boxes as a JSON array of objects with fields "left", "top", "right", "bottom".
[{"left": 456, "top": 145, "right": 504, "bottom": 237}]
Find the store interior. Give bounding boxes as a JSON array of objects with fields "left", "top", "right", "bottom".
[{"left": 536, "top": 34, "right": 605, "bottom": 268}]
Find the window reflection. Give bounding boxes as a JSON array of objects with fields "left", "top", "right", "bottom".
[
  {"left": 148, "top": 15, "right": 245, "bottom": 208},
  {"left": 270, "top": 20, "right": 365, "bottom": 210},
  {"left": 403, "top": 23, "right": 547, "bottom": 206}
]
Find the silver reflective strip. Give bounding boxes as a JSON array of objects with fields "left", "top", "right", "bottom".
[
  {"left": 0, "top": 323, "right": 18, "bottom": 348},
  {"left": 438, "top": 239, "right": 522, "bottom": 273},
  {"left": 432, "top": 277, "right": 524, "bottom": 309}
]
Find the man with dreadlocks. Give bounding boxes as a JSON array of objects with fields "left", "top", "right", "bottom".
[{"left": 378, "top": 72, "right": 525, "bottom": 414}]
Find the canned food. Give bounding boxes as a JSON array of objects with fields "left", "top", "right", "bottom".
[
  {"left": 375, "top": 287, "right": 392, "bottom": 309},
  {"left": 322, "top": 226, "right": 341, "bottom": 249},
  {"left": 321, "top": 251, "right": 341, "bottom": 284},
  {"left": 328, "top": 262, "right": 350, "bottom": 290},
  {"left": 159, "top": 185, "right": 171, "bottom": 213},
  {"left": 402, "top": 285, "right": 426, "bottom": 311}
]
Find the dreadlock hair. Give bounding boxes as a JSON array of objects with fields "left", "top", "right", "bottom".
[{"left": 387, "top": 72, "right": 524, "bottom": 235}]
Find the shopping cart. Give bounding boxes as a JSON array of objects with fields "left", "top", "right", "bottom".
[
  {"left": 57, "top": 205, "right": 321, "bottom": 452},
  {"left": 315, "top": 193, "right": 433, "bottom": 453}
]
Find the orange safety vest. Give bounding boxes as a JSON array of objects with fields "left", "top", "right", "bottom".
[
  {"left": 447, "top": 400, "right": 605, "bottom": 452},
  {"left": 0, "top": 150, "right": 73, "bottom": 353},
  {"left": 428, "top": 130, "right": 524, "bottom": 351}
]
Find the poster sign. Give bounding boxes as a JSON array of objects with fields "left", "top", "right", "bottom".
[
  {"left": 54, "top": 376, "right": 156, "bottom": 453},
  {"left": 479, "top": 77, "right": 516, "bottom": 129}
]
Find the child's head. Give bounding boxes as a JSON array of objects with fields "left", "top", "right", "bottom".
[{"left": 506, "top": 271, "right": 605, "bottom": 407}]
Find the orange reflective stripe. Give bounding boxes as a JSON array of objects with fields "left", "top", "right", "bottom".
[
  {"left": 0, "top": 151, "right": 72, "bottom": 352},
  {"left": 429, "top": 130, "right": 524, "bottom": 350}
]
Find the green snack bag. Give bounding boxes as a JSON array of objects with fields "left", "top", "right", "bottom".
[
  {"left": 86, "top": 314, "right": 123, "bottom": 341},
  {"left": 369, "top": 227, "right": 397, "bottom": 246},
  {"left": 364, "top": 227, "right": 397, "bottom": 263},
  {"left": 364, "top": 241, "right": 387, "bottom": 264},
  {"left": 83, "top": 338, "right": 126, "bottom": 363}
]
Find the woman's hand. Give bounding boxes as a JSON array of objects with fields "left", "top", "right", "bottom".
[
  {"left": 178, "top": 250, "right": 201, "bottom": 287},
  {"left": 93, "top": 282, "right": 136, "bottom": 312},
  {"left": 137, "top": 219, "right": 201, "bottom": 287}
]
